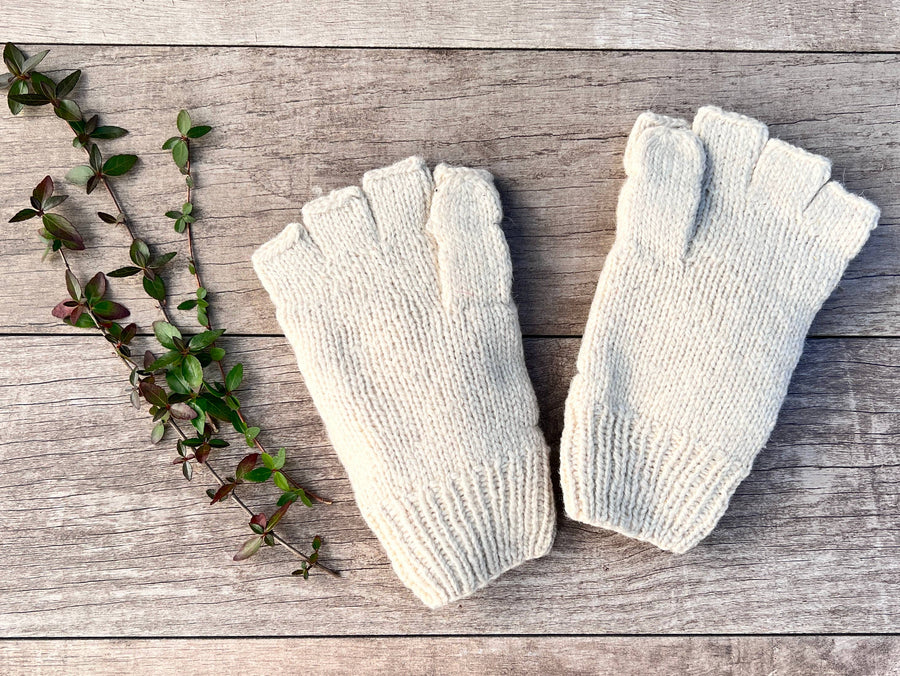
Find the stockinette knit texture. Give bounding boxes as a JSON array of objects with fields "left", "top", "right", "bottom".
[
  {"left": 252, "top": 157, "right": 555, "bottom": 608},
  {"left": 560, "top": 106, "right": 880, "bottom": 553}
]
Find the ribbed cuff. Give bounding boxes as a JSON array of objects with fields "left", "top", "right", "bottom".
[
  {"left": 560, "top": 404, "right": 752, "bottom": 554},
  {"left": 358, "top": 449, "right": 556, "bottom": 608}
]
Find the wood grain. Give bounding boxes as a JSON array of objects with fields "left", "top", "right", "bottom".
[
  {"left": 0, "top": 48, "right": 896, "bottom": 338},
  {"left": 4, "top": 0, "right": 900, "bottom": 50},
  {"left": 3, "top": 636, "right": 900, "bottom": 675},
  {"left": 1, "top": 335, "right": 897, "bottom": 635}
]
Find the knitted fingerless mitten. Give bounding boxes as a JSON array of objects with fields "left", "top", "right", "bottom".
[
  {"left": 252, "top": 157, "right": 555, "bottom": 607},
  {"left": 561, "top": 106, "right": 879, "bottom": 553}
]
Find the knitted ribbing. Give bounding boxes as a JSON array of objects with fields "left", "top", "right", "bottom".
[
  {"left": 560, "top": 107, "right": 880, "bottom": 553},
  {"left": 252, "top": 157, "right": 555, "bottom": 607}
]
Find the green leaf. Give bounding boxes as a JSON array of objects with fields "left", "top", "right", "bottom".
[
  {"left": 176, "top": 109, "right": 191, "bottom": 135},
  {"left": 97, "top": 211, "right": 119, "bottom": 224},
  {"left": 69, "top": 312, "right": 96, "bottom": 329},
  {"left": 83, "top": 272, "right": 106, "bottom": 303},
  {"left": 273, "top": 471, "right": 289, "bottom": 491},
  {"left": 54, "top": 99, "right": 82, "bottom": 122},
  {"left": 55, "top": 69, "right": 81, "bottom": 98},
  {"left": 165, "top": 210, "right": 181, "bottom": 219},
  {"left": 102, "top": 154, "right": 137, "bottom": 177},
  {"left": 182, "top": 461, "right": 193, "bottom": 480},
  {"left": 209, "top": 347, "right": 226, "bottom": 361},
  {"left": 198, "top": 392, "right": 233, "bottom": 421},
  {"left": 151, "top": 422, "right": 165, "bottom": 444},
  {"left": 177, "top": 299, "right": 197, "bottom": 311},
  {"left": 65, "top": 164, "right": 95, "bottom": 186},
  {"left": 89, "top": 144, "right": 102, "bottom": 171},
  {"left": 244, "top": 467, "right": 272, "bottom": 483},
  {"left": 312, "top": 535, "right": 322, "bottom": 551},
  {"left": 181, "top": 202, "right": 192, "bottom": 215},
  {"left": 107, "top": 266, "right": 141, "bottom": 278},
  {"left": 129, "top": 238, "right": 150, "bottom": 266},
  {"left": 20, "top": 49, "right": 49, "bottom": 74},
  {"left": 249, "top": 522, "right": 265, "bottom": 535},
  {"left": 43, "top": 195, "right": 68, "bottom": 210},
  {"left": 91, "top": 300, "right": 130, "bottom": 320},
  {"left": 142, "top": 274, "right": 166, "bottom": 302},
  {"left": 186, "top": 125, "right": 211, "bottom": 139},
  {"left": 147, "top": 350, "right": 183, "bottom": 372},
  {"left": 91, "top": 125, "right": 129, "bottom": 140},
  {"left": 9, "top": 208, "right": 37, "bottom": 222},
  {"left": 30, "top": 72, "right": 56, "bottom": 98},
  {"left": 182, "top": 354, "right": 203, "bottom": 391},
  {"left": 152, "top": 320, "right": 182, "bottom": 350},
  {"left": 273, "top": 447, "right": 286, "bottom": 470},
  {"left": 297, "top": 490, "right": 313, "bottom": 508},
  {"left": 7, "top": 79, "right": 27, "bottom": 115},
  {"left": 245, "top": 427, "right": 261, "bottom": 447},
  {"left": 171, "top": 139, "right": 188, "bottom": 169},
  {"left": 188, "top": 329, "right": 224, "bottom": 352},
  {"left": 162, "top": 136, "right": 180, "bottom": 150},
  {"left": 233, "top": 535, "right": 262, "bottom": 561},
  {"left": 65, "top": 269, "right": 81, "bottom": 300},
  {"left": 8, "top": 92, "right": 51, "bottom": 106},
  {"left": 41, "top": 213, "right": 84, "bottom": 250},
  {"left": 261, "top": 452, "right": 275, "bottom": 470},
  {"left": 3, "top": 43, "right": 25, "bottom": 75},
  {"left": 226, "top": 363, "right": 243, "bottom": 392},
  {"left": 150, "top": 251, "right": 177, "bottom": 268},
  {"left": 165, "top": 366, "right": 191, "bottom": 393}
]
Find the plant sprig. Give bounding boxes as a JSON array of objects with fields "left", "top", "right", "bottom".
[{"left": 4, "top": 43, "right": 336, "bottom": 577}]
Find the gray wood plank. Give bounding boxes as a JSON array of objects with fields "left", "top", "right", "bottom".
[
  {"left": 4, "top": 0, "right": 900, "bottom": 50},
  {"left": 1, "top": 48, "right": 896, "bottom": 337},
  {"left": 0, "top": 335, "right": 897, "bottom": 635},
  {"left": 2, "top": 636, "right": 899, "bottom": 675}
]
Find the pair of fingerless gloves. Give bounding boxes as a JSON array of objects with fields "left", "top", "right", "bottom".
[{"left": 252, "top": 106, "right": 879, "bottom": 608}]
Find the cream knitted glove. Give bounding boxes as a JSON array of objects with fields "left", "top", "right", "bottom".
[
  {"left": 252, "top": 157, "right": 555, "bottom": 607},
  {"left": 561, "top": 106, "right": 879, "bottom": 553}
]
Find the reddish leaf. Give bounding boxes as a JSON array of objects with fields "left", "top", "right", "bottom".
[
  {"left": 169, "top": 402, "right": 197, "bottom": 420},
  {"left": 233, "top": 535, "right": 263, "bottom": 562},
  {"left": 266, "top": 502, "right": 292, "bottom": 532},
  {"left": 250, "top": 512, "right": 267, "bottom": 530},
  {"left": 138, "top": 381, "right": 168, "bottom": 407},
  {"left": 209, "top": 482, "right": 235, "bottom": 504},
  {"left": 51, "top": 300, "right": 75, "bottom": 319},
  {"left": 234, "top": 453, "right": 259, "bottom": 481},
  {"left": 194, "top": 442, "right": 211, "bottom": 463},
  {"left": 32, "top": 175, "right": 53, "bottom": 206}
]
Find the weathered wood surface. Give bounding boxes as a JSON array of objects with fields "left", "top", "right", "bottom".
[
  {"left": 3, "top": 636, "right": 900, "bottom": 675},
  {"left": 0, "top": 48, "right": 897, "bottom": 337},
  {"left": 6, "top": 0, "right": 900, "bottom": 50},
  {"left": 1, "top": 335, "right": 897, "bottom": 635}
]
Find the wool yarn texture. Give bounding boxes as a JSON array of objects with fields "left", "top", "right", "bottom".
[
  {"left": 560, "top": 106, "right": 880, "bottom": 554},
  {"left": 252, "top": 157, "right": 555, "bottom": 608}
]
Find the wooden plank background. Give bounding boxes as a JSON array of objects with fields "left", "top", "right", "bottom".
[
  {"left": 5, "top": 1, "right": 900, "bottom": 50},
  {"left": 3, "top": 637, "right": 900, "bottom": 675},
  {"left": 1, "top": 3, "right": 898, "bottom": 673}
]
